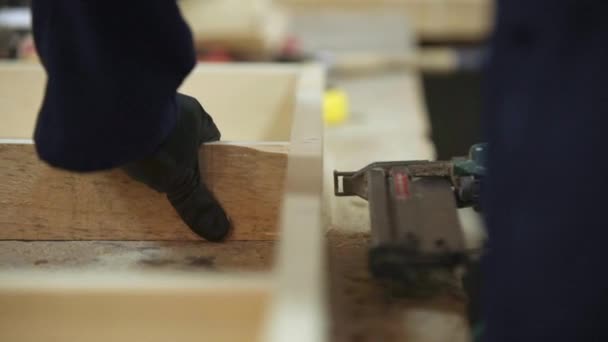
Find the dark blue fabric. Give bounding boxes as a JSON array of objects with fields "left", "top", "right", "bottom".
[
  {"left": 482, "top": 1, "right": 608, "bottom": 341},
  {"left": 31, "top": 0, "right": 195, "bottom": 171}
]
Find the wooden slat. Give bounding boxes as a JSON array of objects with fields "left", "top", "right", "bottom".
[
  {"left": 0, "top": 63, "right": 297, "bottom": 142},
  {"left": 264, "top": 65, "right": 327, "bottom": 342},
  {"left": 0, "top": 142, "right": 287, "bottom": 241},
  {"left": 0, "top": 271, "right": 271, "bottom": 342}
]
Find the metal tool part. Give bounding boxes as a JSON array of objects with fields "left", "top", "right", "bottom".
[{"left": 334, "top": 143, "right": 486, "bottom": 281}]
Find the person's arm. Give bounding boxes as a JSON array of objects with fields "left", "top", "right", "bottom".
[
  {"left": 31, "top": 1, "right": 230, "bottom": 241},
  {"left": 32, "top": 0, "right": 193, "bottom": 169},
  {"left": 481, "top": 0, "right": 608, "bottom": 341}
]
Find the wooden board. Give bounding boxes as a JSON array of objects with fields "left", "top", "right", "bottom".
[
  {"left": 0, "top": 142, "right": 287, "bottom": 241},
  {"left": 0, "top": 271, "right": 271, "bottom": 342},
  {"left": 0, "top": 63, "right": 301, "bottom": 241},
  {"left": 0, "top": 63, "right": 326, "bottom": 342}
]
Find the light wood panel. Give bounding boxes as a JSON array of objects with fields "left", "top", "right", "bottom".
[
  {"left": 0, "top": 271, "right": 271, "bottom": 342},
  {"left": 0, "top": 63, "right": 326, "bottom": 342},
  {"left": 0, "top": 63, "right": 303, "bottom": 241},
  {"left": 0, "top": 63, "right": 297, "bottom": 141},
  {"left": 329, "top": 48, "right": 460, "bottom": 75}
]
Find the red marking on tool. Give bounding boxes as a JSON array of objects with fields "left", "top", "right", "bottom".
[{"left": 393, "top": 171, "right": 410, "bottom": 200}]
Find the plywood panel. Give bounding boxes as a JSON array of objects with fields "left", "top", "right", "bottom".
[
  {"left": 0, "top": 272, "right": 270, "bottom": 342},
  {"left": 0, "top": 142, "right": 287, "bottom": 241},
  {"left": 0, "top": 63, "right": 297, "bottom": 141}
]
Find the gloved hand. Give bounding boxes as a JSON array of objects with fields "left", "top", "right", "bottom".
[{"left": 122, "top": 93, "right": 231, "bottom": 241}]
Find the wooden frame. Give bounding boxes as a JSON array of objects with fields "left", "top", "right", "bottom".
[
  {"left": 0, "top": 63, "right": 326, "bottom": 342},
  {"left": 0, "top": 63, "right": 299, "bottom": 241}
]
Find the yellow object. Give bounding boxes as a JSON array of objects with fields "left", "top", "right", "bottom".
[{"left": 324, "top": 88, "right": 349, "bottom": 125}]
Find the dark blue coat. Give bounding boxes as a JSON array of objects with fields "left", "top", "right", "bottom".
[
  {"left": 483, "top": 1, "right": 608, "bottom": 341},
  {"left": 31, "top": 0, "right": 195, "bottom": 171}
]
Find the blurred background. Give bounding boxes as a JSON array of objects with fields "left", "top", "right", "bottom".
[
  {"left": 0, "top": 1, "right": 491, "bottom": 340},
  {"left": 0, "top": 0, "right": 491, "bottom": 159}
]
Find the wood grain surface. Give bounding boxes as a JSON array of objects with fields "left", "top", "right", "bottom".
[{"left": 0, "top": 142, "right": 287, "bottom": 241}]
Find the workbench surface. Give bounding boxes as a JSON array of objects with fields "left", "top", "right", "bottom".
[
  {"left": 0, "top": 232, "right": 468, "bottom": 342},
  {"left": 323, "top": 70, "right": 475, "bottom": 341}
]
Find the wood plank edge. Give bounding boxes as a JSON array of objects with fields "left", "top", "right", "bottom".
[
  {"left": 0, "top": 269, "right": 272, "bottom": 292},
  {"left": 263, "top": 64, "right": 327, "bottom": 342}
]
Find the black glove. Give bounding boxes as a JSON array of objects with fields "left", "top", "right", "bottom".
[{"left": 122, "top": 93, "right": 231, "bottom": 241}]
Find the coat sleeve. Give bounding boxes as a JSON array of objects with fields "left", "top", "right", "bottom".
[
  {"left": 482, "top": 1, "right": 608, "bottom": 341},
  {"left": 31, "top": 0, "right": 196, "bottom": 171}
]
